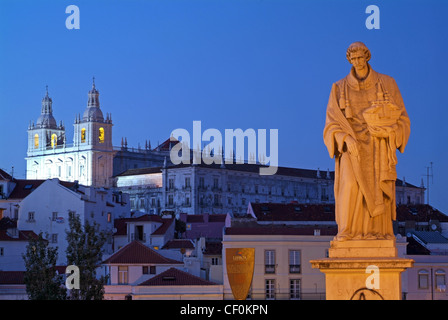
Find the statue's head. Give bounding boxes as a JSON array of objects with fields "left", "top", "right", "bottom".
[
  {"left": 346, "top": 42, "right": 371, "bottom": 62},
  {"left": 346, "top": 42, "right": 371, "bottom": 77}
]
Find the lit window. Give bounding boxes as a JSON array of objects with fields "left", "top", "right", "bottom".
[
  {"left": 34, "top": 134, "right": 39, "bottom": 149},
  {"left": 99, "top": 127, "right": 104, "bottom": 143},
  {"left": 118, "top": 266, "right": 128, "bottom": 284},
  {"left": 51, "top": 134, "right": 58, "bottom": 148},
  {"left": 81, "top": 128, "right": 86, "bottom": 143}
]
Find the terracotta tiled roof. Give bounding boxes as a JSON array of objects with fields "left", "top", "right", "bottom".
[
  {"left": 186, "top": 215, "right": 204, "bottom": 223},
  {"left": 203, "top": 241, "right": 222, "bottom": 255},
  {"left": 0, "top": 271, "right": 24, "bottom": 284},
  {"left": 225, "top": 225, "right": 337, "bottom": 236},
  {"left": 250, "top": 202, "right": 335, "bottom": 222},
  {"left": 138, "top": 267, "right": 217, "bottom": 286},
  {"left": 0, "top": 266, "right": 66, "bottom": 284},
  {"left": 6, "top": 179, "right": 78, "bottom": 200},
  {"left": 103, "top": 241, "right": 183, "bottom": 264},
  {"left": 0, "top": 169, "right": 12, "bottom": 181},
  {"left": 153, "top": 137, "right": 179, "bottom": 152},
  {"left": 208, "top": 214, "right": 227, "bottom": 223},
  {"left": 152, "top": 218, "right": 174, "bottom": 235},
  {"left": 162, "top": 239, "right": 195, "bottom": 250},
  {"left": 0, "top": 230, "right": 39, "bottom": 241},
  {"left": 396, "top": 204, "right": 448, "bottom": 222}
]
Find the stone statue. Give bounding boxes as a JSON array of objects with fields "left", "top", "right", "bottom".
[{"left": 324, "top": 42, "right": 411, "bottom": 241}]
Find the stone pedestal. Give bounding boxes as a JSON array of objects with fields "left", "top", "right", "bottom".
[{"left": 311, "top": 239, "right": 413, "bottom": 300}]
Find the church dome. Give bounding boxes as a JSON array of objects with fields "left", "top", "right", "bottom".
[
  {"left": 82, "top": 77, "right": 104, "bottom": 122},
  {"left": 36, "top": 86, "right": 57, "bottom": 129},
  {"left": 82, "top": 106, "right": 104, "bottom": 122},
  {"left": 36, "top": 113, "right": 57, "bottom": 128}
]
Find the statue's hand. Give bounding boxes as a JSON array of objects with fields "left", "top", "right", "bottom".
[
  {"left": 368, "top": 124, "right": 397, "bottom": 138},
  {"left": 344, "top": 136, "right": 359, "bottom": 157}
]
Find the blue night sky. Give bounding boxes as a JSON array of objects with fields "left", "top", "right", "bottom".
[{"left": 0, "top": 0, "right": 447, "bottom": 213}]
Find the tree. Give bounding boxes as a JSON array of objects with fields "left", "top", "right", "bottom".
[
  {"left": 22, "top": 232, "right": 67, "bottom": 300},
  {"left": 66, "top": 214, "right": 109, "bottom": 300}
]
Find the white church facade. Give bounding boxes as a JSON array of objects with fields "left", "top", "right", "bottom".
[{"left": 26, "top": 81, "right": 115, "bottom": 188}]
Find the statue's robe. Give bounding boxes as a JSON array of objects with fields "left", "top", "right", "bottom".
[{"left": 324, "top": 65, "right": 411, "bottom": 240}]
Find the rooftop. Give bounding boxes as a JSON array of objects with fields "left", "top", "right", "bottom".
[
  {"left": 103, "top": 240, "right": 183, "bottom": 265},
  {"left": 138, "top": 267, "right": 217, "bottom": 286},
  {"left": 412, "top": 231, "right": 448, "bottom": 244}
]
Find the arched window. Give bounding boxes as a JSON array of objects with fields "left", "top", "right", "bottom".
[
  {"left": 418, "top": 269, "right": 429, "bottom": 289},
  {"left": 81, "top": 128, "right": 86, "bottom": 143},
  {"left": 34, "top": 134, "right": 39, "bottom": 149},
  {"left": 99, "top": 127, "right": 105, "bottom": 143},
  {"left": 51, "top": 134, "right": 58, "bottom": 148},
  {"left": 435, "top": 269, "right": 446, "bottom": 290}
]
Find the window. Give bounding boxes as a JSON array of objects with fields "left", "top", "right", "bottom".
[
  {"left": 185, "top": 196, "right": 190, "bottom": 206},
  {"left": 81, "top": 128, "right": 86, "bottom": 143},
  {"left": 107, "top": 212, "right": 112, "bottom": 223},
  {"left": 213, "top": 178, "right": 219, "bottom": 189},
  {"left": 34, "top": 134, "right": 39, "bottom": 149},
  {"left": 185, "top": 177, "right": 190, "bottom": 188},
  {"left": 118, "top": 266, "right": 128, "bottom": 284},
  {"left": 290, "top": 279, "right": 301, "bottom": 300},
  {"left": 151, "top": 198, "right": 156, "bottom": 207},
  {"left": 99, "top": 127, "right": 105, "bottom": 143},
  {"left": 68, "top": 211, "right": 76, "bottom": 220},
  {"left": 214, "top": 194, "right": 220, "bottom": 206},
  {"left": 150, "top": 266, "right": 156, "bottom": 274},
  {"left": 139, "top": 198, "right": 145, "bottom": 209},
  {"left": 51, "top": 234, "right": 58, "bottom": 243},
  {"left": 211, "top": 257, "right": 220, "bottom": 265},
  {"left": 168, "top": 195, "right": 174, "bottom": 206},
  {"left": 242, "top": 198, "right": 246, "bottom": 205},
  {"left": 67, "top": 165, "right": 72, "bottom": 177},
  {"left": 418, "top": 270, "right": 429, "bottom": 289},
  {"left": 51, "top": 134, "right": 58, "bottom": 148},
  {"left": 265, "top": 279, "right": 275, "bottom": 300},
  {"left": 142, "top": 266, "right": 149, "bottom": 274},
  {"left": 255, "top": 185, "right": 259, "bottom": 194},
  {"left": 28, "top": 212, "right": 35, "bottom": 222},
  {"left": 169, "top": 178, "right": 174, "bottom": 190},
  {"left": 435, "top": 270, "right": 446, "bottom": 290},
  {"left": 52, "top": 212, "right": 58, "bottom": 221},
  {"left": 265, "top": 250, "right": 275, "bottom": 274},
  {"left": 0, "top": 247, "right": 4, "bottom": 256},
  {"left": 199, "top": 177, "right": 205, "bottom": 189},
  {"left": 289, "top": 250, "right": 301, "bottom": 273}
]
